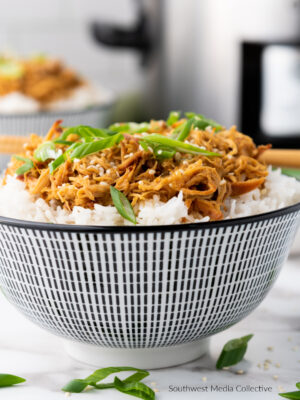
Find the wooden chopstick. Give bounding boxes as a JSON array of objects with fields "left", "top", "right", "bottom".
[
  {"left": 0, "top": 135, "right": 28, "bottom": 154},
  {"left": 0, "top": 136, "right": 299, "bottom": 170},
  {"left": 258, "top": 149, "right": 300, "bottom": 169}
]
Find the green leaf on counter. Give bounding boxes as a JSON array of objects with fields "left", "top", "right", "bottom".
[
  {"left": 0, "top": 374, "right": 26, "bottom": 388},
  {"left": 114, "top": 376, "right": 155, "bottom": 400},
  {"left": 62, "top": 366, "right": 151, "bottom": 396},
  {"left": 279, "top": 383, "right": 300, "bottom": 399},
  {"left": 216, "top": 334, "right": 254, "bottom": 369}
]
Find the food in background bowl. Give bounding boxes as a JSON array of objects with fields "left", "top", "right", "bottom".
[
  {"left": 1, "top": 112, "right": 300, "bottom": 225},
  {"left": 0, "top": 55, "right": 107, "bottom": 113},
  {"left": 0, "top": 112, "right": 299, "bottom": 368}
]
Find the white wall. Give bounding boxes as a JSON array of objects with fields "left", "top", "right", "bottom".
[{"left": 0, "top": 0, "right": 143, "bottom": 94}]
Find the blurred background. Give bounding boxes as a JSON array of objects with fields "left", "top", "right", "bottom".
[{"left": 0, "top": 0, "right": 299, "bottom": 148}]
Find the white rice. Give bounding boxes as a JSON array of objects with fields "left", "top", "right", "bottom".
[
  {"left": 0, "top": 169, "right": 299, "bottom": 226},
  {"left": 0, "top": 84, "right": 110, "bottom": 114}
]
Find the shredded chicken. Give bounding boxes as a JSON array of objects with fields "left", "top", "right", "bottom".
[
  {"left": 0, "top": 57, "right": 83, "bottom": 105},
  {"left": 5, "top": 119, "right": 270, "bottom": 221}
]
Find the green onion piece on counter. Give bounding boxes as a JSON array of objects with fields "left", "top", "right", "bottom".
[
  {"left": 141, "top": 134, "right": 221, "bottom": 157},
  {"left": 0, "top": 374, "right": 26, "bottom": 388},
  {"left": 109, "top": 122, "right": 150, "bottom": 134},
  {"left": 114, "top": 376, "right": 155, "bottom": 400},
  {"left": 216, "top": 334, "right": 253, "bottom": 369},
  {"left": 69, "top": 133, "right": 123, "bottom": 160},
  {"left": 61, "top": 366, "right": 151, "bottom": 396},
  {"left": 13, "top": 155, "right": 34, "bottom": 176},
  {"left": 166, "top": 111, "right": 181, "bottom": 126},
  {"left": 34, "top": 141, "right": 60, "bottom": 162},
  {"left": 279, "top": 383, "right": 300, "bottom": 399},
  {"left": 110, "top": 186, "right": 137, "bottom": 224}
]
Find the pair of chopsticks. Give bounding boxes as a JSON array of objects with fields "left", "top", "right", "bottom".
[{"left": 0, "top": 135, "right": 299, "bottom": 168}]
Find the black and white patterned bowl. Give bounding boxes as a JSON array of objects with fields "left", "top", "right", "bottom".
[
  {"left": 0, "top": 203, "right": 299, "bottom": 368},
  {"left": 0, "top": 100, "right": 114, "bottom": 171}
]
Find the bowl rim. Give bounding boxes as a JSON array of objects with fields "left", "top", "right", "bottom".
[
  {"left": 0, "top": 94, "right": 115, "bottom": 118},
  {"left": 0, "top": 201, "right": 299, "bottom": 233}
]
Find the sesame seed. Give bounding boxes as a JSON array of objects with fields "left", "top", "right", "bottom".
[
  {"left": 292, "top": 346, "right": 299, "bottom": 352},
  {"left": 100, "top": 182, "right": 108, "bottom": 186},
  {"left": 150, "top": 382, "right": 156, "bottom": 386},
  {"left": 267, "top": 346, "right": 274, "bottom": 352},
  {"left": 275, "top": 363, "right": 281, "bottom": 368},
  {"left": 65, "top": 392, "right": 71, "bottom": 397},
  {"left": 236, "top": 370, "right": 244, "bottom": 375},
  {"left": 153, "top": 388, "right": 159, "bottom": 393},
  {"left": 278, "top": 386, "right": 284, "bottom": 393},
  {"left": 202, "top": 377, "right": 207, "bottom": 382},
  {"left": 273, "top": 375, "right": 279, "bottom": 381},
  {"left": 148, "top": 169, "right": 155, "bottom": 175},
  {"left": 257, "top": 363, "right": 261, "bottom": 368},
  {"left": 222, "top": 367, "right": 230, "bottom": 370}
]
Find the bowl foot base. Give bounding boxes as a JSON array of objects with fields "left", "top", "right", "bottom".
[{"left": 63, "top": 338, "right": 209, "bottom": 369}]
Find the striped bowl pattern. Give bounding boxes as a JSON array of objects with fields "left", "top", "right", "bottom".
[
  {"left": 0, "top": 103, "right": 113, "bottom": 171},
  {"left": 0, "top": 205, "right": 299, "bottom": 349}
]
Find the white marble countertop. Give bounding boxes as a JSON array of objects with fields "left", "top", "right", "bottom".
[{"left": 0, "top": 256, "right": 299, "bottom": 400}]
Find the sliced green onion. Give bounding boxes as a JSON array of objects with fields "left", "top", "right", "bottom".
[
  {"left": 141, "top": 134, "right": 221, "bottom": 157},
  {"left": 0, "top": 374, "right": 26, "bottom": 388},
  {"left": 174, "top": 118, "right": 194, "bottom": 141},
  {"left": 0, "top": 60, "right": 24, "bottom": 78},
  {"left": 59, "top": 126, "right": 110, "bottom": 141},
  {"left": 109, "top": 122, "right": 150, "bottom": 134},
  {"left": 281, "top": 168, "right": 300, "bottom": 180},
  {"left": 216, "top": 334, "right": 253, "bottom": 369},
  {"left": 70, "top": 133, "right": 123, "bottom": 160},
  {"left": 279, "top": 384, "right": 300, "bottom": 399},
  {"left": 153, "top": 145, "right": 176, "bottom": 160},
  {"left": 49, "top": 154, "right": 66, "bottom": 174},
  {"left": 34, "top": 141, "right": 60, "bottom": 162},
  {"left": 185, "top": 112, "right": 223, "bottom": 131},
  {"left": 114, "top": 376, "right": 155, "bottom": 400},
  {"left": 62, "top": 366, "right": 149, "bottom": 393},
  {"left": 53, "top": 139, "right": 74, "bottom": 145},
  {"left": 110, "top": 186, "right": 137, "bottom": 224},
  {"left": 13, "top": 155, "right": 34, "bottom": 176},
  {"left": 166, "top": 111, "right": 180, "bottom": 126}
]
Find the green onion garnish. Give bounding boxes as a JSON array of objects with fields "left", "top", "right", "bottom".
[
  {"left": 216, "top": 334, "right": 253, "bottom": 369},
  {"left": 61, "top": 366, "right": 153, "bottom": 399},
  {"left": 140, "top": 134, "right": 221, "bottom": 157},
  {"left": 49, "top": 154, "right": 66, "bottom": 174},
  {"left": 174, "top": 118, "right": 194, "bottom": 141},
  {"left": 0, "top": 60, "right": 24, "bottom": 78},
  {"left": 185, "top": 112, "right": 223, "bottom": 132},
  {"left": 166, "top": 111, "right": 180, "bottom": 126},
  {"left": 279, "top": 383, "right": 300, "bottom": 399},
  {"left": 13, "top": 155, "right": 34, "bottom": 176},
  {"left": 0, "top": 374, "right": 26, "bottom": 388},
  {"left": 69, "top": 133, "right": 123, "bottom": 160},
  {"left": 110, "top": 186, "right": 137, "bottom": 224},
  {"left": 109, "top": 122, "right": 150, "bottom": 134},
  {"left": 34, "top": 141, "right": 60, "bottom": 162}
]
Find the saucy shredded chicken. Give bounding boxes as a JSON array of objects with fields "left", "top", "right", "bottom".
[
  {"left": 5, "top": 118, "right": 270, "bottom": 221},
  {"left": 0, "top": 57, "right": 83, "bottom": 105}
]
